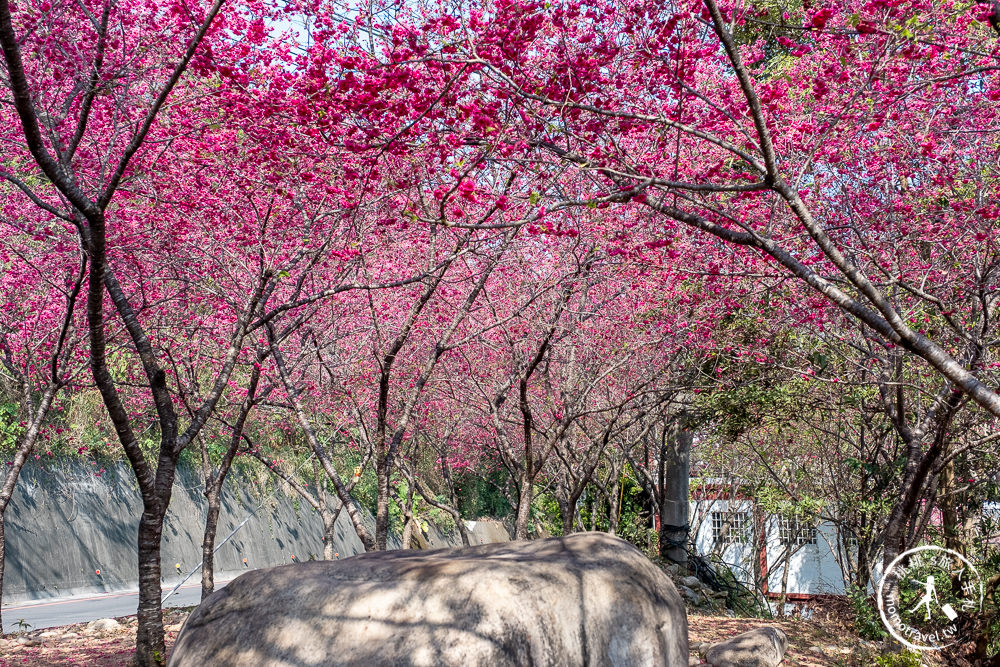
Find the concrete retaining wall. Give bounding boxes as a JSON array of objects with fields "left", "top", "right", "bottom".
[{"left": 4, "top": 460, "right": 508, "bottom": 604}]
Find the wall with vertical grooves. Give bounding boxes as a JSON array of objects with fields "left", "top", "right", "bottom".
[{"left": 4, "top": 460, "right": 507, "bottom": 604}]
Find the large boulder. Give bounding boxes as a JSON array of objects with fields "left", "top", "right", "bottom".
[
  {"left": 168, "top": 533, "right": 687, "bottom": 666},
  {"left": 704, "top": 627, "right": 788, "bottom": 667}
]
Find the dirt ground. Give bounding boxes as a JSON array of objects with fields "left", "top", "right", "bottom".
[
  {"left": 687, "top": 612, "right": 880, "bottom": 666},
  {"left": 0, "top": 609, "right": 187, "bottom": 666},
  {"left": 0, "top": 606, "right": 904, "bottom": 666}
]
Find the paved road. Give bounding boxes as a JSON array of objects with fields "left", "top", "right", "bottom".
[{"left": 1, "top": 579, "right": 231, "bottom": 634}]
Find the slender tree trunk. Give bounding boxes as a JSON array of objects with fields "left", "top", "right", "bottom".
[
  {"left": 322, "top": 513, "right": 338, "bottom": 560},
  {"left": 558, "top": 489, "right": 584, "bottom": 536},
  {"left": 940, "top": 457, "right": 963, "bottom": 555},
  {"left": 435, "top": 452, "right": 471, "bottom": 546},
  {"left": 409, "top": 473, "right": 470, "bottom": 546},
  {"left": 777, "top": 547, "right": 792, "bottom": 618},
  {"left": 455, "top": 516, "right": 472, "bottom": 546},
  {"left": 753, "top": 506, "right": 767, "bottom": 594},
  {"left": 0, "top": 384, "right": 57, "bottom": 633},
  {"left": 375, "top": 454, "right": 390, "bottom": 550},
  {"left": 0, "top": 511, "right": 5, "bottom": 632},
  {"left": 432, "top": 495, "right": 470, "bottom": 545},
  {"left": 200, "top": 484, "right": 222, "bottom": 600},
  {"left": 399, "top": 482, "right": 416, "bottom": 549},
  {"left": 514, "top": 473, "right": 533, "bottom": 540},
  {"left": 200, "top": 357, "right": 263, "bottom": 600},
  {"left": 268, "top": 332, "right": 374, "bottom": 552},
  {"left": 588, "top": 490, "right": 597, "bottom": 532},
  {"left": 854, "top": 543, "right": 870, "bottom": 591},
  {"left": 608, "top": 476, "right": 621, "bottom": 536},
  {"left": 336, "top": 483, "right": 374, "bottom": 552}
]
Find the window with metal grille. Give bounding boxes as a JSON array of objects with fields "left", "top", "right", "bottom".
[
  {"left": 711, "top": 511, "right": 751, "bottom": 546},
  {"left": 778, "top": 515, "right": 818, "bottom": 546}
]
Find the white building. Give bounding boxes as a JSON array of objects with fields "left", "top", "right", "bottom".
[{"left": 689, "top": 491, "right": 850, "bottom": 605}]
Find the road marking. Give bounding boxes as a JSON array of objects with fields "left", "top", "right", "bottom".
[{"left": 2, "top": 578, "right": 234, "bottom": 612}]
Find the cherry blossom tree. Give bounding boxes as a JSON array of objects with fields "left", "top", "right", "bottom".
[
  {"left": 0, "top": 214, "right": 86, "bottom": 631},
  {"left": 331, "top": 0, "right": 1000, "bottom": 416}
]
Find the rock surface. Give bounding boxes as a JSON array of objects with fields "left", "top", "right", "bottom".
[
  {"left": 705, "top": 626, "right": 788, "bottom": 667},
  {"left": 169, "top": 533, "right": 688, "bottom": 666},
  {"left": 87, "top": 618, "right": 121, "bottom": 632}
]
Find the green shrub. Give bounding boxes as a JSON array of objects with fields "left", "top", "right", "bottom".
[
  {"left": 847, "top": 585, "right": 888, "bottom": 641},
  {"left": 454, "top": 471, "right": 512, "bottom": 520},
  {"left": 873, "top": 650, "right": 922, "bottom": 667}
]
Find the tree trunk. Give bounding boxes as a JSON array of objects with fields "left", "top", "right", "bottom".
[
  {"left": 558, "top": 488, "right": 584, "bottom": 536},
  {"left": 0, "top": 511, "right": 5, "bottom": 632},
  {"left": 753, "top": 506, "right": 767, "bottom": 594},
  {"left": 0, "top": 383, "right": 58, "bottom": 628},
  {"left": 412, "top": 475, "right": 469, "bottom": 546},
  {"left": 268, "top": 333, "right": 374, "bottom": 552},
  {"left": 134, "top": 504, "right": 168, "bottom": 666},
  {"left": 659, "top": 420, "right": 691, "bottom": 563},
  {"left": 777, "top": 547, "right": 792, "bottom": 618},
  {"left": 588, "top": 490, "right": 597, "bottom": 532},
  {"left": 559, "top": 498, "right": 574, "bottom": 536},
  {"left": 854, "top": 541, "right": 870, "bottom": 591},
  {"left": 402, "top": 517, "right": 414, "bottom": 550},
  {"left": 940, "top": 457, "right": 964, "bottom": 556},
  {"left": 514, "top": 474, "right": 533, "bottom": 540},
  {"left": 455, "top": 516, "right": 472, "bottom": 547},
  {"left": 338, "top": 484, "right": 375, "bottom": 552},
  {"left": 398, "top": 482, "right": 415, "bottom": 550},
  {"left": 200, "top": 484, "right": 222, "bottom": 600},
  {"left": 200, "top": 356, "right": 262, "bottom": 600},
  {"left": 879, "top": 511, "right": 906, "bottom": 634},
  {"left": 133, "top": 444, "right": 183, "bottom": 667},
  {"left": 322, "top": 513, "right": 337, "bottom": 560},
  {"left": 608, "top": 476, "right": 620, "bottom": 536},
  {"left": 375, "top": 455, "right": 390, "bottom": 550}
]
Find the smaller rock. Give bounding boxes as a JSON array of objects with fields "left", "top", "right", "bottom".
[
  {"left": 678, "top": 585, "right": 706, "bottom": 607},
  {"left": 88, "top": 618, "right": 121, "bottom": 632},
  {"left": 808, "top": 645, "right": 825, "bottom": 655},
  {"left": 689, "top": 656, "right": 703, "bottom": 666},
  {"left": 16, "top": 637, "right": 40, "bottom": 646},
  {"left": 681, "top": 575, "right": 702, "bottom": 589},
  {"left": 39, "top": 631, "right": 59, "bottom": 638},
  {"left": 705, "top": 627, "right": 788, "bottom": 667},
  {"left": 61, "top": 632, "right": 79, "bottom": 639}
]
